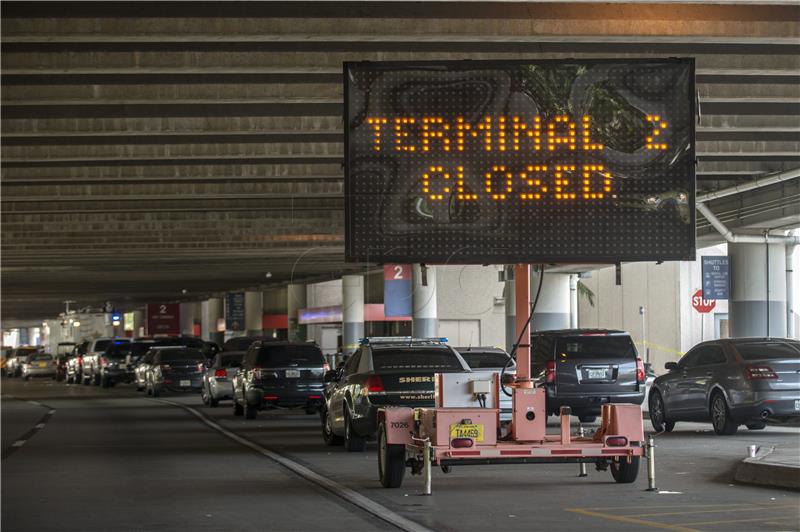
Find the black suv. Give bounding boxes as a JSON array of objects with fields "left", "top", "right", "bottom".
[
  {"left": 531, "top": 329, "right": 646, "bottom": 422},
  {"left": 232, "top": 341, "right": 327, "bottom": 419}
]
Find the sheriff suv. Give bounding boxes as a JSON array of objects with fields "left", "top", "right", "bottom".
[
  {"left": 531, "top": 329, "right": 646, "bottom": 422},
  {"left": 321, "top": 337, "right": 471, "bottom": 451}
]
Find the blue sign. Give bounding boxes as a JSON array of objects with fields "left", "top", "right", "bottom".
[
  {"left": 702, "top": 256, "right": 729, "bottom": 300},
  {"left": 225, "top": 292, "right": 246, "bottom": 331},
  {"left": 384, "top": 264, "right": 413, "bottom": 318}
]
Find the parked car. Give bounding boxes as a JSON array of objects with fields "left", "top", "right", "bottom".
[
  {"left": 96, "top": 341, "right": 148, "bottom": 388},
  {"left": 132, "top": 337, "right": 213, "bottom": 390},
  {"left": 144, "top": 347, "right": 206, "bottom": 397},
  {"left": 21, "top": 352, "right": 56, "bottom": 380},
  {"left": 455, "top": 346, "right": 514, "bottom": 421},
  {"left": 321, "top": 337, "right": 471, "bottom": 451},
  {"left": 1, "top": 346, "right": 12, "bottom": 373},
  {"left": 232, "top": 341, "right": 327, "bottom": 420},
  {"left": 53, "top": 342, "right": 76, "bottom": 381},
  {"left": 6, "top": 347, "right": 40, "bottom": 377},
  {"left": 649, "top": 338, "right": 800, "bottom": 435},
  {"left": 222, "top": 335, "right": 273, "bottom": 352},
  {"left": 531, "top": 329, "right": 646, "bottom": 423},
  {"left": 201, "top": 352, "right": 244, "bottom": 407},
  {"left": 66, "top": 341, "right": 88, "bottom": 384},
  {"left": 82, "top": 337, "right": 130, "bottom": 385}
]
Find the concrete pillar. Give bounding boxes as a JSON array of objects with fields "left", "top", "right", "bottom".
[
  {"left": 287, "top": 284, "right": 307, "bottom": 342},
  {"left": 504, "top": 266, "right": 516, "bottom": 353},
  {"left": 412, "top": 265, "right": 438, "bottom": 338},
  {"left": 245, "top": 291, "right": 263, "bottom": 336},
  {"left": 569, "top": 274, "right": 579, "bottom": 329},
  {"left": 342, "top": 275, "right": 365, "bottom": 355},
  {"left": 132, "top": 310, "right": 144, "bottom": 337},
  {"left": 729, "top": 241, "right": 787, "bottom": 337},
  {"left": 180, "top": 302, "right": 199, "bottom": 336},
  {"left": 787, "top": 244, "right": 796, "bottom": 339},
  {"left": 201, "top": 298, "right": 223, "bottom": 345},
  {"left": 531, "top": 272, "right": 571, "bottom": 332}
]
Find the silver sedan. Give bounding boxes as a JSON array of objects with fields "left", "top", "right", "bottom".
[{"left": 201, "top": 352, "right": 244, "bottom": 407}]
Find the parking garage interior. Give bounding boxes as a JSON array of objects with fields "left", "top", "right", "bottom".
[{"left": 2, "top": 2, "right": 799, "bottom": 531}]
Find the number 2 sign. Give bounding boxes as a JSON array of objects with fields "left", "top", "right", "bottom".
[{"left": 384, "top": 264, "right": 412, "bottom": 317}]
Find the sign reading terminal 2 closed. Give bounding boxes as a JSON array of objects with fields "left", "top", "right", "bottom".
[{"left": 345, "top": 59, "right": 695, "bottom": 264}]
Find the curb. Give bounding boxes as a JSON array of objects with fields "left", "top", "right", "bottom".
[{"left": 734, "top": 446, "right": 800, "bottom": 491}]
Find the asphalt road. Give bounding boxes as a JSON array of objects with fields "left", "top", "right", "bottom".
[{"left": 2, "top": 378, "right": 799, "bottom": 532}]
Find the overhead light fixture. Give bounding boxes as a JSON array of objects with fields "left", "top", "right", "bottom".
[
  {"left": 265, "top": 272, "right": 273, "bottom": 279},
  {"left": 181, "top": 289, "right": 188, "bottom": 295},
  {"left": 73, "top": 321, "right": 81, "bottom": 327}
]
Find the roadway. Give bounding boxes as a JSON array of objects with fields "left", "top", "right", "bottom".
[{"left": 3, "top": 378, "right": 799, "bottom": 532}]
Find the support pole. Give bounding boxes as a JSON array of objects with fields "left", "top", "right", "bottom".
[
  {"left": 514, "top": 264, "right": 531, "bottom": 383},
  {"left": 578, "top": 426, "right": 588, "bottom": 477},
  {"left": 423, "top": 440, "right": 432, "bottom": 496},
  {"left": 646, "top": 434, "right": 657, "bottom": 492}
]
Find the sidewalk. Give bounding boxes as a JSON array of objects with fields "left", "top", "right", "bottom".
[{"left": 735, "top": 444, "right": 800, "bottom": 490}]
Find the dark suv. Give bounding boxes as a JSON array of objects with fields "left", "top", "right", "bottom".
[
  {"left": 531, "top": 329, "right": 646, "bottom": 422},
  {"left": 232, "top": 341, "right": 327, "bottom": 419}
]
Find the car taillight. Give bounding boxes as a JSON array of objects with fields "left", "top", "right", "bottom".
[
  {"left": 636, "top": 357, "right": 645, "bottom": 384},
  {"left": 322, "top": 362, "right": 330, "bottom": 372},
  {"left": 214, "top": 369, "right": 227, "bottom": 378},
  {"left": 264, "top": 395, "right": 279, "bottom": 401},
  {"left": 545, "top": 360, "right": 556, "bottom": 384},
  {"left": 160, "top": 364, "right": 171, "bottom": 371},
  {"left": 308, "top": 395, "right": 322, "bottom": 400},
  {"left": 745, "top": 365, "right": 778, "bottom": 380},
  {"left": 197, "top": 363, "right": 205, "bottom": 372},
  {"left": 365, "top": 375, "right": 385, "bottom": 393},
  {"left": 605, "top": 436, "right": 628, "bottom": 447},
  {"left": 100, "top": 357, "right": 108, "bottom": 368},
  {"left": 77, "top": 356, "right": 83, "bottom": 364}
]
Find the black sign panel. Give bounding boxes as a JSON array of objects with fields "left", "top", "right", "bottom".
[{"left": 345, "top": 59, "right": 695, "bottom": 264}]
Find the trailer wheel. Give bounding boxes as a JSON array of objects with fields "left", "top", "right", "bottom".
[
  {"left": 378, "top": 423, "right": 405, "bottom": 488},
  {"left": 610, "top": 456, "right": 640, "bottom": 483}
]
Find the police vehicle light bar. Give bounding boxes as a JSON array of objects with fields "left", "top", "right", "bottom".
[{"left": 359, "top": 337, "right": 449, "bottom": 345}]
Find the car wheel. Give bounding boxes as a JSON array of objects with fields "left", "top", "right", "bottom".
[
  {"left": 66, "top": 374, "right": 73, "bottom": 384},
  {"left": 378, "top": 422, "right": 405, "bottom": 488},
  {"left": 82, "top": 372, "right": 91, "bottom": 385},
  {"left": 93, "top": 372, "right": 101, "bottom": 386},
  {"left": 152, "top": 386, "right": 160, "bottom": 398},
  {"left": 746, "top": 421, "right": 766, "bottom": 430},
  {"left": 648, "top": 391, "right": 675, "bottom": 433},
  {"left": 233, "top": 400, "right": 244, "bottom": 416},
  {"left": 201, "top": 386, "right": 210, "bottom": 406},
  {"left": 146, "top": 383, "right": 152, "bottom": 396},
  {"left": 610, "top": 456, "right": 640, "bottom": 483},
  {"left": 245, "top": 403, "right": 257, "bottom": 420},
  {"left": 710, "top": 392, "right": 738, "bottom": 435},
  {"left": 101, "top": 375, "right": 110, "bottom": 389},
  {"left": 344, "top": 409, "right": 367, "bottom": 452},
  {"left": 321, "top": 406, "right": 343, "bottom": 446},
  {"left": 578, "top": 415, "right": 596, "bottom": 423},
  {"left": 209, "top": 396, "right": 219, "bottom": 408},
  {"left": 23, "top": 375, "right": 30, "bottom": 381}
]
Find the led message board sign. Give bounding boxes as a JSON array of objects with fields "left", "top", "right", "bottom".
[{"left": 345, "top": 59, "right": 695, "bottom": 264}]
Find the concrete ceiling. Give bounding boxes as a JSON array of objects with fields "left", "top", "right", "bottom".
[{"left": 2, "top": 1, "right": 799, "bottom": 321}]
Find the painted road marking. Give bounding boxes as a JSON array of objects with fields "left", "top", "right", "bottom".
[
  {"left": 2, "top": 401, "right": 56, "bottom": 460},
  {"left": 675, "top": 515, "right": 800, "bottom": 527},
  {"left": 159, "top": 399, "right": 432, "bottom": 532},
  {"left": 12, "top": 441, "right": 26, "bottom": 447},
  {"left": 637, "top": 504, "right": 799, "bottom": 517},
  {"left": 567, "top": 508, "right": 698, "bottom": 532}
]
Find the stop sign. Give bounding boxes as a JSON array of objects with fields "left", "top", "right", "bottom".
[{"left": 692, "top": 289, "right": 716, "bottom": 313}]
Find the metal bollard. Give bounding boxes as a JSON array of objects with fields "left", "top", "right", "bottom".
[
  {"left": 646, "top": 434, "right": 657, "bottom": 492},
  {"left": 578, "top": 427, "right": 588, "bottom": 477},
  {"left": 423, "top": 439, "right": 432, "bottom": 496}
]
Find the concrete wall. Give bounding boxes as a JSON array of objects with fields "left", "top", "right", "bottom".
[
  {"left": 436, "top": 265, "right": 505, "bottom": 348},
  {"left": 305, "top": 279, "right": 342, "bottom": 345}
]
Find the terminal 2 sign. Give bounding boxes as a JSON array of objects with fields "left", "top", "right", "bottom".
[{"left": 345, "top": 59, "right": 696, "bottom": 264}]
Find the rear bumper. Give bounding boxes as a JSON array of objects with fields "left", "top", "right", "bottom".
[
  {"left": 730, "top": 392, "right": 800, "bottom": 421},
  {"left": 546, "top": 388, "right": 645, "bottom": 416},
  {"left": 157, "top": 375, "right": 203, "bottom": 392},
  {"left": 23, "top": 368, "right": 56, "bottom": 376},
  {"left": 246, "top": 385, "right": 324, "bottom": 409},
  {"left": 211, "top": 381, "right": 234, "bottom": 399}
]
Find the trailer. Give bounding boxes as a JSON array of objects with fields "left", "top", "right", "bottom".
[{"left": 376, "top": 265, "right": 654, "bottom": 492}]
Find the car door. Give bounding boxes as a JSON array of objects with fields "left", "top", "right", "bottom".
[
  {"left": 330, "top": 349, "right": 362, "bottom": 431},
  {"left": 688, "top": 344, "right": 728, "bottom": 418},
  {"left": 673, "top": 348, "right": 716, "bottom": 418},
  {"left": 661, "top": 349, "right": 701, "bottom": 415}
]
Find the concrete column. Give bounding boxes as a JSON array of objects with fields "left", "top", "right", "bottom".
[
  {"left": 201, "top": 298, "right": 223, "bottom": 345},
  {"left": 504, "top": 266, "right": 516, "bottom": 353},
  {"left": 729, "top": 241, "right": 787, "bottom": 337},
  {"left": 787, "top": 244, "right": 796, "bottom": 338},
  {"left": 180, "top": 302, "right": 199, "bottom": 336},
  {"left": 569, "top": 274, "right": 579, "bottom": 328},
  {"left": 412, "top": 265, "right": 438, "bottom": 338},
  {"left": 287, "top": 284, "right": 307, "bottom": 342},
  {"left": 342, "top": 275, "right": 365, "bottom": 355},
  {"left": 244, "top": 291, "right": 263, "bottom": 336},
  {"left": 132, "top": 310, "right": 144, "bottom": 337},
  {"left": 531, "top": 272, "right": 571, "bottom": 332}
]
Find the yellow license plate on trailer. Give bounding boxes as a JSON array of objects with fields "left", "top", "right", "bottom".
[{"left": 449, "top": 423, "right": 484, "bottom": 442}]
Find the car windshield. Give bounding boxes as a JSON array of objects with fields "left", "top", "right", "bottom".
[
  {"left": 129, "top": 343, "right": 155, "bottom": 358},
  {"left": 735, "top": 342, "right": 800, "bottom": 360},
  {"left": 371, "top": 348, "right": 464, "bottom": 371},
  {"left": 14, "top": 348, "right": 38, "bottom": 357},
  {"left": 459, "top": 351, "right": 512, "bottom": 369},
  {"left": 255, "top": 345, "right": 324, "bottom": 368},
  {"left": 555, "top": 336, "right": 636, "bottom": 358},
  {"left": 221, "top": 354, "right": 244, "bottom": 368},
  {"left": 106, "top": 343, "right": 133, "bottom": 359},
  {"left": 94, "top": 340, "right": 113, "bottom": 351},
  {"left": 160, "top": 349, "right": 205, "bottom": 363},
  {"left": 29, "top": 353, "right": 52, "bottom": 361},
  {"left": 224, "top": 337, "right": 260, "bottom": 352}
]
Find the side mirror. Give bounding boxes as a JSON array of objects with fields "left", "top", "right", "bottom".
[
  {"left": 323, "top": 369, "right": 338, "bottom": 383},
  {"left": 665, "top": 362, "right": 678, "bottom": 371}
]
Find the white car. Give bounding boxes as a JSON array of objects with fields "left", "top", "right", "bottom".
[
  {"left": 21, "top": 352, "right": 56, "bottom": 380},
  {"left": 201, "top": 352, "right": 244, "bottom": 406}
]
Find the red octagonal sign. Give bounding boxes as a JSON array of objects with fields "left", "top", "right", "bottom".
[{"left": 692, "top": 289, "right": 716, "bottom": 313}]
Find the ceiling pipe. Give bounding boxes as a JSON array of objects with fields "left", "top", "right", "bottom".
[
  {"left": 696, "top": 166, "right": 800, "bottom": 203},
  {"left": 695, "top": 202, "right": 799, "bottom": 244}
]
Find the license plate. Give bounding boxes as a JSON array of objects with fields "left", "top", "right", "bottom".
[
  {"left": 587, "top": 369, "right": 607, "bottom": 380},
  {"left": 180, "top": 380, "right": 191, "bottom": 387},
  {"left": 38, "top": 362, "right": 47, "bottom": 368},
  {"left": 119, "top": 363, "right": 127, "bottom": 370},
  {"left": 449, "top": 423, "right": 484, "bottom": 442},
  {"left": 795, "top": 399, "right": 800, "bottom": 411},
  {"left": 285, "top": 369, "right": 301, "bottom": 378}
]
